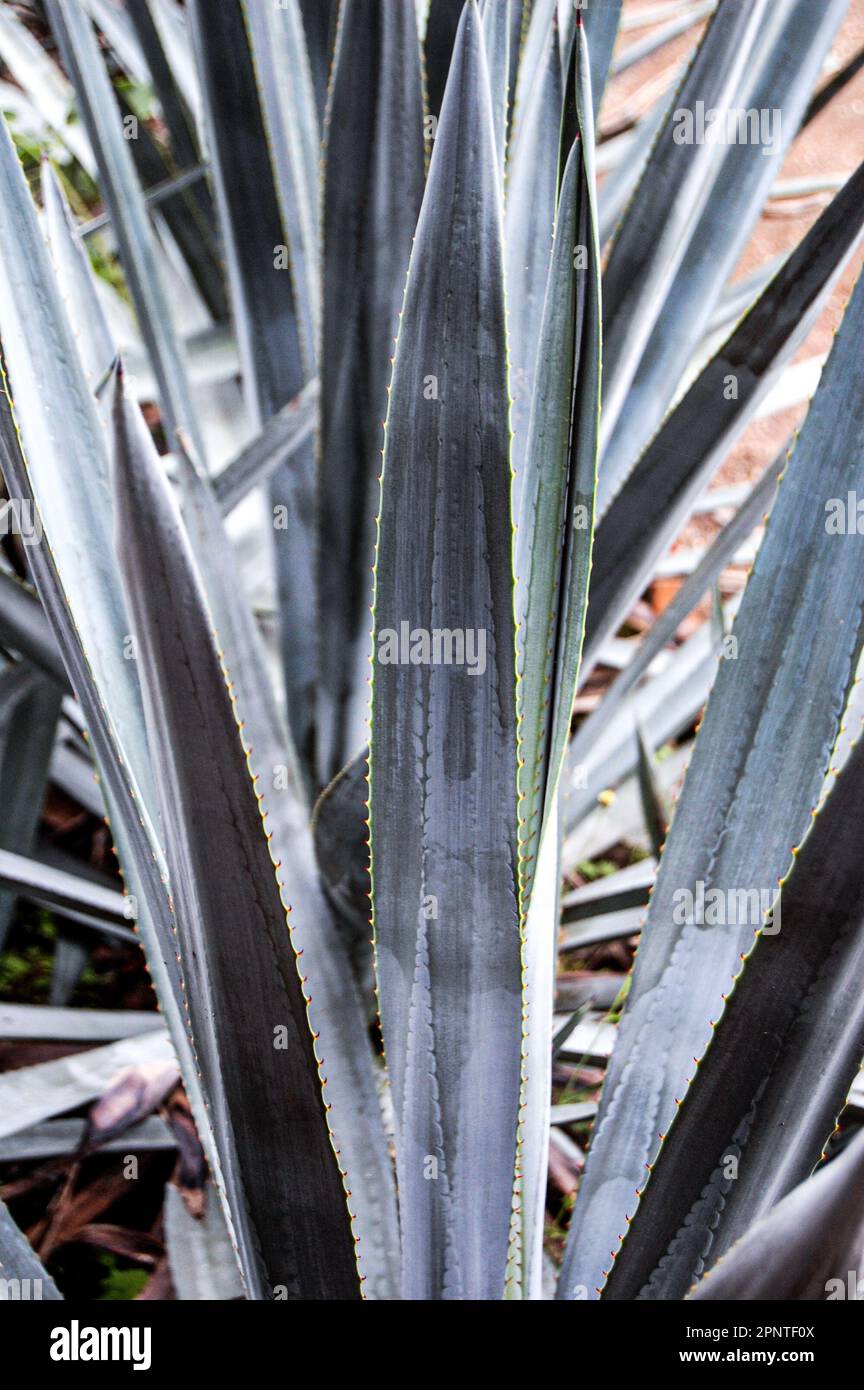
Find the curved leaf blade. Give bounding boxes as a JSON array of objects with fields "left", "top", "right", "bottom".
[
  {"left": 243, "top": 0, "right": 321, "bottom": 369},
  {"left": 369, "top": 2, "right": 521, "bottom": 1300},
  {"left": 480, "top": 0, "right": 512, "bottom": 175},
  {"left": 172, "top": 433, "right": 403, "bottom": 1305},
  {"left": 516, "top": 32, "right": 601, "bottom": 903},
  {"left": 690, "top": 1130, "right": 864, "bottom": 1301},
  {"left": 112, "top": 372, "right": 361, "bottom": 1302},
  {"left": 603, "top": 729, "right": 864, "bottom": 1299},
  {"left": 514, "top": 29, "right": 601, "bottom": 1296},
  {"left": 581, "top": 0, "right": 622, "bottom": 117},
  {"left": 505, "top": 9, "right": 562, "bottom": 509},
  {"left": 40, "top": 160, "right": 115, "bottom": 400}
]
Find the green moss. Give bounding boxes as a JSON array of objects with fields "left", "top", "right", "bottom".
[
  {"left": 575, "top": 858, "right": 618, "bottom": 881},
  {"left": 96, "top": 1254, "right": 150, "bottom": 1301}
]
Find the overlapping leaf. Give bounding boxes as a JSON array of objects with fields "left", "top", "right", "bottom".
[
  {"left": 603, "top": 727, "right": 864, "bottom": 1298},
  {"left": 188, "top": 0, "right": 317, "bottom": 781},
  {"left": 0, "top": 572, "right": 66, "bottom": 686},
  {"left": 298, "top": 0, "right": 335, "bottom": 124},
  {"left": 187, "top": 7, "right": 400, "bottom": 1294},
  {"left": 581, "top": 0, "right": 622, "bottom": 117},
  {"left": 598, "top": 0, "right": 774, "bottom": 460},
  {"left": 111, "top": 372, "right": 361, "bottom": 1301},
  {"left": 0, "top": 114, "right": 206, "bottom": 1143},
  {"left": 582, "top": 159, "right": 864, "bottom": 675},
  {"left": 0, "top": 666, "right": 63, "bottom": 950},
  {"left": 559, "top": 262, "right": 864, "bottom": 1301},
  {"left": 570, "top": 452, "right": 782, "bottom": 765},
  {"left": 516, "top": 27, "right": 601, "bottom": 905},
  {"left": 513, "top": 25, "right": 601, "bottom": 1297},
  {"left": 690, "top": 1130, "right": 864, "bottom": 1301},
  {"left": 317, "top": 0, "right": 426, "bottom": 783},
  {"left": 424, "top": 0, "right": 464, "bottom": 118},
  {"left": 506, "top": 4, "right": 563, "bottom": 506},
  {"left": 46, "top": 0, "right": 203, "bottom": 457},
  {"left": 243, "top": 0, "right": 321, "bottom": 369},
  {"left": 599, "top": 0, "right": 849, "bottom": 508}
]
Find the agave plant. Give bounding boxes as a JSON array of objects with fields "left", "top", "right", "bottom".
[{"left": 0, "top": 0, "right": 863, "bottom": 1303}]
